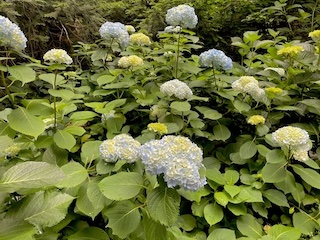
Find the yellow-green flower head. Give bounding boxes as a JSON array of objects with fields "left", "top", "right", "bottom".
[
  {"left": 43, "top": 49, "right": 73, "bottom": 64},
  {"left": 272, "top": 126, "right": 309, "bottom": 146},
  {"left": 0, "top": 15, "right": 27, "bottom": 51},
  {"left": 125, "top": 25, "right": 136, "bottom": 34},
  {"left": 160, "top": 79, "right": 193, "bottom": 99},
  {"left": 247, "top": 115, "right": 265, "bottom": 125},
  {"left": 99, "top": 21, "right": 129, "bottom": 48},
  {"left": 130, "top": 33, "right": 151, "bottom": 46},
  {"left": 148, "top": 123, "right": 168, "bottom": 135},
  {"left": 309, "top": 29, "right": 320, "bottom": 42},
  {"left": 100, "top": 134, "right": 141, "bottom": 163},
  {"left": 277, "top": 45, "right": 304, "bottom": 56},
  {"left": 118, "top": 55, "right": 144, "bottom": 68},
  {"left": 139, "top": 135, "right": 206, "bottom": 191},
  {"left": 3, "top": 145, "right": 20, "bottom": 157},
  {"left": 265, "top": 87, "right": 283, "bottom": 94},
  {"left": 165, "top": 5, "right": 198, "bottom": 29}
]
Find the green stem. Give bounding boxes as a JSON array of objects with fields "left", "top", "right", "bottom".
[
  {"left": 174, "top": 30, "right": 182, "bottom": 78},
  {"left": 311, "top": 0, "right": 319, "bottom": 30},
  {"left": 53, "top": 70, "right": 58, "bottom": 131},
  {"left": 1, "top": 70, "right": 15, "bottom": 107},
  {"left": 105, "top": 38, "right": 114, "bottom": 66}
]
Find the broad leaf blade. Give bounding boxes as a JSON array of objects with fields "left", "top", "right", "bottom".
[
  {"left": 0, "top": 219, "right": 36, "bottom": 240},
  {"left": 68, "top": 227, "right": 110, "bottom": 240},
  {"left": 237, "top": 214, "right": 263, "bottom": 239},
  {"left": 292, "top": 164, "right": 320, "bottom": 189},
  {"left": 53, "top": 129, "right": 76, "bottom": 151}
]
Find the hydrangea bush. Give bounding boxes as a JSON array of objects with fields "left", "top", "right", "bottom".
[{"left": 1, "top": 4, "right": 320, "bottom": 240}]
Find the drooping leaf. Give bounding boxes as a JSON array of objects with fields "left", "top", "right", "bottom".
[
  {"left": 99, "top": 172, "right": 143, "bottom": 200},
  {"left": 237, "top": 214, "right": 263, "bottom": 239},
  {"left": 104, "top": 201, "right": 140, "bottom": 239},
  {"left": 268, "top": 224, "right": 301, "bottom": 240},
  {"left": 81, "top": 141, "right": 102, "bottom": 165},
  {"left": 142, "top": 211, "right": 167, "bottom": 240},
  {"left": 147, "top": 187, "right": 180, "bottom": 226},
  {"left": 68, "top": 227, "right": 110, "bottom": 240},
  {"left": 0, "top": 162, "right": 65, "bottom": 192},
  {"left": 263, "top": 189, "right": 289, "bottom": 207},
  {"left": 53, "top": 129, "right": 76, "bottom": 151},
  {"left": 7, "top": 107, "right": 45, "bottom": 138},
  {"left": 293, "top": 212, "right": 318, "bottom": 235},
  {"left": 291, "top": 164, "right": 320, "bottom": 189},
  {"left": 262, "top": 163, "right": 287, "bottom": 183},
  {"left": 8, "top": 65, "right": 36, "bottom": 86}
]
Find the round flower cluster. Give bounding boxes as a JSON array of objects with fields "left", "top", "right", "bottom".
[
  {"left": 164, "top": 26, "right": 182, "bottom": 33},
  {"left": 265, "top": 87, "right": 283, "bottom": 95},
  {"left": 232, "top": 76, "right": 266, "bottom": 103},
  {"left": 3, "top": 145, "right": 20, "bottom": 157},
  {"left": 99, "top": 21, "right": 129, "bottom": 48},
  {"left": 272, "top": 126, "right": 312, "bottom": 162},
  {"left": 247, "top": 115, "right": 265, "bottom": 125},
  {"left": 150, "top": 105, "right": 167, "bottom": 121},
  {"left": 43, "top": 49, "right": 73, "bottom": 65},
  {"left": 165, "top": 5, "right": 198, "bottom": 29},
  {"left": 130, "top": 33, "right": 151, "bottom": 46},
  {"left": 0, "top": 15, "right": 27, "bottom": 51},
  {"left": 309, "top": 30, "right": 320, "bottom": 42},
  {"left": 199, "top": 48, "right": 233, "bottom": 70},
  {"left": 148, "top": 123, "right": 168, "bottom": 135},
  {"left": 139, "top": 135, "right": 206, "bottom": 191},
  {"left": 160, "top": 79, "right": 193, "bottom": 99},
  {"left": 100, "top": 134, "right": 141, "bottom": 163},
  {"left": 125, "top": 25, "right": 136, "bottom": 34},
  {"left": 277, "top": 46, "right": 304, "bottom": 56},
  {"left": 118, "top": 55, "right": 143, "bottom": 68}
]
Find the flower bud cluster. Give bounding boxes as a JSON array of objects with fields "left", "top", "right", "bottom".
[
  {"left": 160, "top": 79, "right": 193, "bottom": 100},
  {"left": 165, "top": 5, "right": 198, "bottom": 29},
  {"left": 199, "top": 48, "right": 233, "bottom": 70}
]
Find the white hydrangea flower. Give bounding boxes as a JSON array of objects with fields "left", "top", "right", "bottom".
[
  {"left": 164, "top": 26, "right": 182, "bottom": 33},
  {"left": 160, "top": 79, "right": 193, "bottom": 99},
  {"left": 0, "top": 15, "right": 27, "bottom": 51},
  {"left": 165, "top": 5, "right": 198, "bottom": 29},
  {"left": 118, "top": 55, "right": 143, "bottom": 68},
  {"left": 43, "top": 49, "right": 73, "bottom": 64},
  {"left": 100, "top": 134, "right": 141, "bottom": 163}
]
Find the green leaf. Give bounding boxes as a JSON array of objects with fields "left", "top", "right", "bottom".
[
  {"left": 233, "top": 100, "right": 251, "bottom": 113},
  {"left": 274, "top": 170, "right": 296, "bottom": 194},
  {"left": 38, "top": 73, "right": 65, "bottom": 85},
  {"left": 204, "top": 202, "right": 223, "bottom": 226},
  {"left": 147, "top": 187, "right": 180, "bottom": 226},
  {"left": 213, "top": 125, "right": 231, "bottom": 141},
  {"left": 0, "top": 162, "right": 65, "bottom": 192},
  {"left": 266, "top": 149, "right": 286, "bottom": 163},
  {"left": 8, "top": 107, "right": 45, "bottom": 138},
  {"left": 178, "top": 214, "right": 196, "bottom": 231},
  {"left": 97, "top": 75, "right": 116, "bottom": 86},
  {"left": 170, "top": 101, "right": 191, "bottom": 112},
  {"left": 240, "top": 141, "right": 257, "bottom": 159},
  {"left": 8, "top": 65, "right": 36, "bottom": 86},
  {"left": 68, "top": 227, "right": 110, "bottom": 240},
  {"left": 224, "top": 185, "right": 241, "bottom": 198},
  {"left": 142, "top": 212, "right": 167, "bottom": 240},
  {"left": 99, "top": 172, "right": 143, "bottom": 200},
  {"left": 203, "top": 109, "right": 222, "bottom": 120},
  {"left": 268, "top": 225, "right": 301, "bottom": 240},
  {"left": 293, "top": 212, "right": 318, "bottom": 235},
  {"left": 53, "top": 129, "right": 76, "bottom": 151},
  {"left": 0, "top": 135, "right": 14, "bottom": 158},
  {"left": 230, "top": 186, "right": 263, "bottom": 203},
  {"left": 177, "top": 188, "right": 210, "bottom": 203},
  {"left": 263, "top": 189, "right": 289, "bottom": 207},
  {"left": 291, "top": 164, "right": 320, "bottom": 189},
  {"left": 64, "top": 126, "right": 85, "bottom": 136},
  {"left": 206, "top": 167, "right": 226, "bottom": 185},
  {"left": 56, "top": 161, "right": 88, "bottom": 188},
  {"left": 252, "top": 202, "right": 268, "bottom": 218},
  {"left": 70, "top": 111, "right": 98, "bottom": 121},
  {"left": 104, "top": 201, "right": 140, "bottom": 238},
  {"left": 81, "top": 141, "right": 102, "bottom": 165},
  {"left": 237, "top": 214, "right": 263, "bottom": 239},
  {"left": 208, "top": 228, "right": 236, "bottom": 240},
  {"left": 6, "top": 191, "right": 74, "bottom": 228},
  {"left": 227, "top": 203, "right": 247, "bottom": 216},
  {"left": 224, "top": 170, "right": 239, "bottom": 185},
  {"left": 214, "top": 191, "right": 230, "bottom": 207},
  {"left": 0, "top": 219, "right": 36, "bottom": 240},
  {"left": 87, "top": 180, "right": 110, "bottom": 210},
  {"left": 262, "top": 163, "right": 287, "bottom": 183},
  {"left": 48, "top": 89, "right": 74, "bottom": 100}
]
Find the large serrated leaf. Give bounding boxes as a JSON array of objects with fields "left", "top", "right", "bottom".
[
  {"left": 6, "top": 191, "right": 74, "bottom": 228},
  {"left": 104, "top": 201, "right": 140, "bottom": 239},
  {"left": 147, "top": 187, "right": 180, "bottom": 226},
  {"left": 142, "top": 211, "right": 167, "bottom": 240},
  {"left": 0, "top": 162, "right": 65, "bottom": 192},
  {"left": 0, "top": 219, "right": 36, "bottom": 240},
  {"left": 56, "top": 161, "right": 88, "bottom": 188},
  {"left": 7, "top": 107, "right": 45, "bottom": 138},
  {"left": 99, "top": 172, "right": 143, "bottom": 200}
]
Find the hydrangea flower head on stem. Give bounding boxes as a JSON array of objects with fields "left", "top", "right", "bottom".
[
  {"left": 247, "top": 115, "right": 265, "bottom": 125},
  {"left": 99, "top": 21, "right": 129, "bottom": 48},
  {"left": 199, "top": 48, "right": 233, "bottom": 70},
  {"left": 272, "top": 126, "right": 311, "bottom": 162},
  {"left": 125, "top": 25, "right": 136, "bottom": 34},
  {"left": 0, "top": 15, "right": 27, "bottom": 51},
  {"left": 148, "top": 123, "right": 168, "bottom": 135},
  {"left": 165, "top": 5, "right": 198, "bottom": 29},
  {"left": 309, "top": 30, "right": 320, "bottom": 42},
  {"left": 43, "top": 49, "right": 73, "bottom": 65},
  {"left": 100, "top": 134, "right": 141, "bottom": 163},
  {"left": 265, "top": 87, "right": 283, "bottom": 95},
  {"left": 277, "top": 45, "right": 304, "bottom": 57},
  {"left": 160, "top": 79, "right": 193, "bottom": 100},
  {"left": 118, "top": 55, "right": 143, "bottom": 68},
  {"left": 232, "top": 76, "right": 266, "bottom": 103},
  {"left": 130, "top": 33, "right": 151, "bottom": 46}
]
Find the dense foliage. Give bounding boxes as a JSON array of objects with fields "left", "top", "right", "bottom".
[{"left": 1, "top": 0, "right": 320, "bottom": 239}]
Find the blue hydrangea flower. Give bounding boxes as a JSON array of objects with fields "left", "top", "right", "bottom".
[
  {"left": 0, "top": 15, "right": 27, "bottom": 51},
  {"left": 100, "top": 134, "right": 141, "bottom": 163},
  {"left": 99, "top": 21, "right": 129, "bottom": 48},
  {"left": 140, "top": 135, "right": 206, "bottom": 191},
  {"left": 165, "top": 5, "right": 198, "bottom": 29},
  {"left": 199, "top": 49, "right": 232, "bottom": 70}
]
